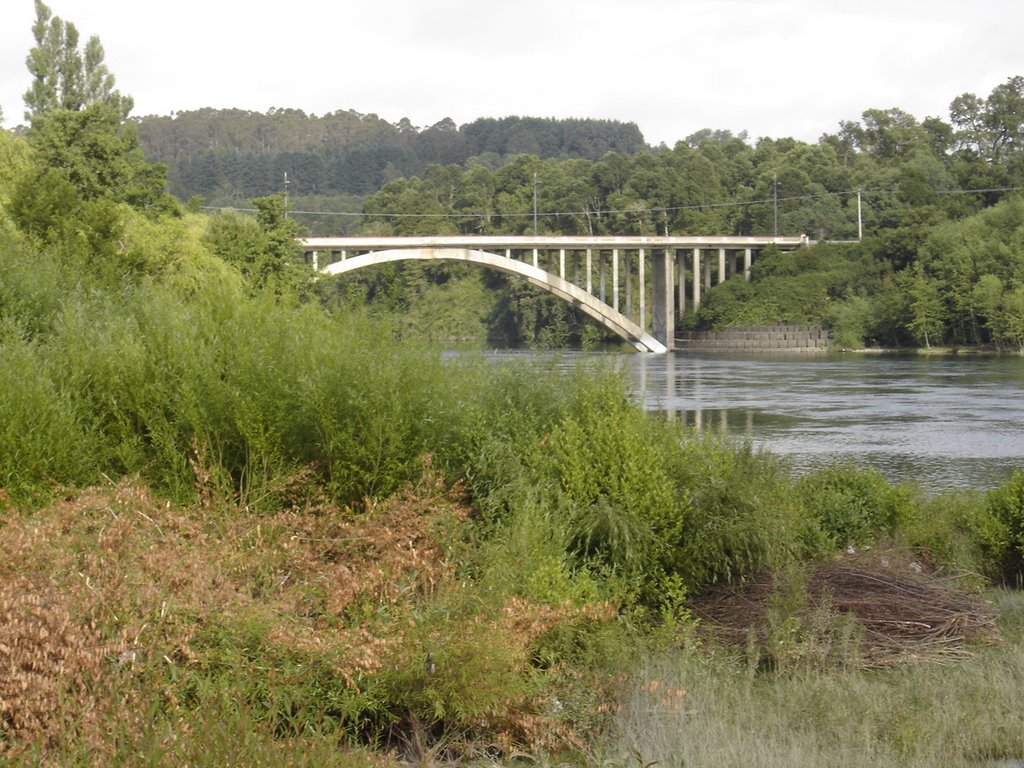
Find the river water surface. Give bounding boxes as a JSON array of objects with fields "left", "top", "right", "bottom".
[
  {"left": 486, "top": 350, "right": 1024, "bottom": 491},
  {"left": 630, "top": 352, "right": 1024, "bottom": 491}
]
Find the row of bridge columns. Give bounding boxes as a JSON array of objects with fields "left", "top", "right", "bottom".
[
  {"left": 523, "top": 246, "right": 755, "bottom": 350},
  {"left": 491, "top": 247, "right": 754, "bottom": 319}
]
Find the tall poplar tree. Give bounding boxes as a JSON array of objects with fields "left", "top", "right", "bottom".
[
  {"left": 11, "top": 0, "right": 172, "bottom": 280},
  {"left": 23, "top": 0, "right": 133, "bottom": 122}
]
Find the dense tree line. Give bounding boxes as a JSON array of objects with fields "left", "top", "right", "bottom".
[
  {"left": 132, "top": 108, "right": 647, "bottom": 203},
  {"left": 356, "top": 84, "right": 1024, "bottom": 241}
]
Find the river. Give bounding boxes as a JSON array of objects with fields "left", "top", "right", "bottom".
[{"left": 485, "top": 350, "right": 1024, "bottom": 491}]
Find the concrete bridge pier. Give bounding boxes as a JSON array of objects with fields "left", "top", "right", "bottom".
[
  {"left": 651, "top": 248, "right": 675, "bottom": 350},
  {"left": 677, "top": 250, "right": 686, "bottom": 319},
  {"left": 692, "top": 248, "right": 702, "bottom": 312}
]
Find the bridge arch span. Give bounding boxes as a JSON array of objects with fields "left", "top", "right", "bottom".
[{"left": 321, "top": 247, "right": 667, "bottom": 353}]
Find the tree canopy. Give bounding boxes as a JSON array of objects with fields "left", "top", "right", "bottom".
[{"left": 23, "top": 0, "right": 133, "bottom": 121}]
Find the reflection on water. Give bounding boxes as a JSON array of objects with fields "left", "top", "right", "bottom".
[
  {"left": 629, "top": 352, "right": 1024, "bottom": 490},
  {"left": 479, "top": 349, "right": 1024, "bottom": 491}
]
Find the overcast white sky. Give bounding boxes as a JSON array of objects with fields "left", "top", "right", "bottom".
[{"left": 1, "top": 0, "right": 1022, "bottom": 146}]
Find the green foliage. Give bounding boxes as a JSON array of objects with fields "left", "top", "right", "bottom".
[
  {"left": 137, "top": 109, "right": 645, "bottom": 202},
  {"left": 699, "top": 243, "right": 888, "bottom": 336},
  {"left": 795, "top": 464, "right": 916, "bottom": 548},
  {"left": 24, "top": 103, "right": 165, "bottom": 206},
  {"left": 978, "top": 470, "right": 1024, "bottom": 584},
  {"left": 0, "top": 231, "right": 439, "bottom": 507},
  {"left": 903, "top": 262, "right": 945, "bottom": 347},
  {"left": 0, "top": 132, "right": 31, "bottom": 227},
  {"left": 23, "top": 0, "right": 133, "bottom": 121},
  {"left": 951, "top": 76, "right": 1024, "bottom": 167},
  {"left": 0, "top": 337, "right": 100, "bottom": 502},
  {"left": 825, "top": 294, "right": 875, "bottom": 349},
  {"left": 544, "top": 376, "right": 676, "bottom": 588},
  {"left": 0, "top": 227, "right": 64, "bottom": 340},
  {"left": 372, "top": 608, "right": 540, "bottom": 734},
  {"left": 469, "top": 371, "right": 816, "bottom": 608},
  {"left": 476, "top": 487, "right": 602, "bottom": 607},
  {"left": 203, "top": 196, "right": 308, "bottom": 292},
  {"left": 8, "top": 102, "right": 174, "bottom": 286},
  {"left": 916, "top": 195, "right": 1024, "bottom": 346},
  {"left": 667, "top": 434, "right": 812, "bottom": 588},
  {"left": 430, "top": 357, "right": 573, "bottom": 504},
  {"left": 895, "top": 489, "right": 988, "bottom": 574},
  {"left": 9, "top": 164, "right": 124, "bottom": 266}
]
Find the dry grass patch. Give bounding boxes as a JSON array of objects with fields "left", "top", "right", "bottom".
[
  {"left": 693, "top": 547, "right": 999, "bottom": 670},
  {"left": 1, "top": 470, "right": 605, "bottom": 758},
  {"left": 0, "top": 575, "right": 124, "bottom": 757}
]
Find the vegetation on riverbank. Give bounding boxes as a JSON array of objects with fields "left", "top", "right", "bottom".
[
  {"left": 2, "top": 5, "right": 1024, "bottom": 763},
  {"left": 4, "top": 211, "right": 1024, "bottom": 761}
]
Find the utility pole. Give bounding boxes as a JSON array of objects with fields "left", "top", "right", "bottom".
[
  {"left": 773, "top": 173, "right": 779, "bottom": 237},
  {"left": 533, "top": 172, "right": 539, "bottom": 236},
  {"left": 857, "top": 188, "right": 863, "bottom": 241}
]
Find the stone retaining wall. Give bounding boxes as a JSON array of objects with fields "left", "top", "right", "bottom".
[{"left": 674, "top": 323, "right": 831, "bottom": 352}]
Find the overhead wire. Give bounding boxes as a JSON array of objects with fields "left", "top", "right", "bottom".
[{"left": 200, "top": 184, "right": 1024, "bottom": 222}]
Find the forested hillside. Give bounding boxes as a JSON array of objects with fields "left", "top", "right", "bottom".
[{"left": 134, "top": 109, "right": 647, "bottom": 206}]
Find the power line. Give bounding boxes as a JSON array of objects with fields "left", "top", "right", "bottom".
[{"left": 200, "top": 184, "right": 1024, "bottom": 222}]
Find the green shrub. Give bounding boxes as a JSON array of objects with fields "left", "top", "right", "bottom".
[
  {"left": 526, "top": 373, "right": 813, "bottom": 606},
  {"left": 796, "top": 464, "right": 917, "bottom": 549},
  {"left": 825, "top": 294, "right": 874, "bottom": 349},
  {"left": 544, "top": 376, "right": 676, "bottom": 582},
  {"left": 978, "top": 469, "right": 1024, "bottom": 584},
  {"left": 896, "top": 489, "right": 987, "bottom": 573},
  {"left": 0, "top": 339, "right": 99, "bottom": 502},
  {"left": 666, "top": 434, "right": 813, "bottom": 589}
]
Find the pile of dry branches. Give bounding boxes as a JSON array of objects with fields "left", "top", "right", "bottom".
[{"left": 693, "top": 550, "right": 1000, "bottom": 668}]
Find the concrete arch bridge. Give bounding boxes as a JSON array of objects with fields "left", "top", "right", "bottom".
[{"left": 300, "top": 235, "right": 808, "bottom": 353}]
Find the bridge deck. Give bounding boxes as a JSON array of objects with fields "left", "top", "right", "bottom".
[{"left": 301, "top": 235, "right": 808, "bottom": 250}]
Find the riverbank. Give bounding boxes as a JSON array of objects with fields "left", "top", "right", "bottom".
[
  {"left": 675, "top": 323, "right": 831, "bottom": 353},
  {"left": 3, "top": 476, "right": 1022, "bottom": 767},
  {"left": 838, "top": 344, "right": 1023, "bottom": 355},
  {"left": 4, "top": 238, "right": 1023, "bottom": 765}
]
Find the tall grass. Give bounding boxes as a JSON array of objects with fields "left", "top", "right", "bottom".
[
  {"left": 0, "top": 338, "right": 101, "bottom": 500},
  {"left": 1, "top": 234, "right": 458, "bottom": 508},
  {"left": 609, "top": 596, "right": 1024, "bottom": 768}
]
